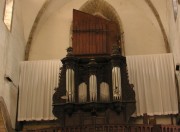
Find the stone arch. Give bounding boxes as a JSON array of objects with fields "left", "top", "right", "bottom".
[
  {"left": 145, "top": 0, "right": 170, "bottom": 52},
  {"left": 25, "top": 0, "right": 51, "bottom": 60},
  {"left": 25, "top": 0, "right": 170, "bottom": 60}
]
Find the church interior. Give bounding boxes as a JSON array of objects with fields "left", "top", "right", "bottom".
[{"left": 0, "top": 0, "right": 180, "bottom": 131}]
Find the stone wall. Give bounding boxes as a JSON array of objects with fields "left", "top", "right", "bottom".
[{"left": 0, "top": 0, "right": 25, "bottom": 128}]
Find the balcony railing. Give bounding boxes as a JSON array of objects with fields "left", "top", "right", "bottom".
[{"left": 23, "top": 124, "right": 180, "bottom": 132}]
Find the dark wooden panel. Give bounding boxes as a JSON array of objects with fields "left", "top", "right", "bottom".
[{"left": 72, "top": 9, "right": 119, "bottom": 56}]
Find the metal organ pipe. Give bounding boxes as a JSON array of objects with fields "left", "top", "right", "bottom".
[
  {"left": 66, "top": 68, "right": 75, "bottom": 102},
  {"left": 66, "top": 69, "right": 69, "bottom": 102},
  {"left": 78, "top": 83, "right": 87, "bottom": 103},
  {"left": 71, "top": 69, "right": 75, "bottom": 102},
  {"left": 100, "top": 82, "right": 110, "bottom": 102},
  {"left": 89, "top": 75, "right": 97, "bottom": 101},
  {"left": 112, "top": 67, "right": 121, "bottom": 100}
]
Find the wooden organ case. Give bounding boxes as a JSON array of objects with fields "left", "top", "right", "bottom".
[{"left": 53, "top": 10, "right": 135, "bottom": 127}]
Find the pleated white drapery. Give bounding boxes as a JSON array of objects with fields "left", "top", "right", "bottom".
[
  {"left": 18, "top": 60, "right": 60, "bottom": 121},
  {"left": 112, "top": 67, "right": 121, "bottom": 100},
  {"left": 18, "top": 53, "right": 178, "bottom": 121},
  {"left": 126, "top": 53, "right": 178, "bottom": 116},
  {"left": 66, "top": 69, "right": 75, "bottom": 102}
]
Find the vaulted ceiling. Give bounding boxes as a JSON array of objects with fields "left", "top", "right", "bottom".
[{"left": 19, "top": 0, "right": 175, "bottom": 60}]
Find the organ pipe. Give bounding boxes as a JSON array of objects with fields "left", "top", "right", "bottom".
[
  {"left": 89, "top": 75, "right": 97, "bottom": 101},
  {"left": 66, "top": 68, "right": 75, "bottom": 102},
  {"left": 78, "top": 83, "right": 87, "bottom": 103},
  {"left": 112, "top": 67, "right": 121, "bottom": 100},
  {"left": 100, "top": 82, "right": 110, "bottom": 102}
]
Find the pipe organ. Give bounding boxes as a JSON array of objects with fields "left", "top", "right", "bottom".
[{"left": 53, "top": 9, "right": 135, "bottom": 127}]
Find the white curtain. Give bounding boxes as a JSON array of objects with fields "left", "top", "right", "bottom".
[
  {"left": 176, "top": 72, "right": 180, "bottom": 101},
  {"left": 100, "top": 82, "right": 110, "bottom": 102},
  {"left": 126, "top": 53, "right": 178, "bottom": 116},
  {"left": 78, "top": 82, "right": 87, "bottom": 103},
  {"left": 18, "top": 60, "right": 60, "bottom": 121},
  {"left": 18, "top": 53, "right": 178, "bottom": 121}
]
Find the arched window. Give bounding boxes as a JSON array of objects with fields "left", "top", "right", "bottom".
[{"left": 3, "top": 0, "right": 14, "bottom": 31}]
